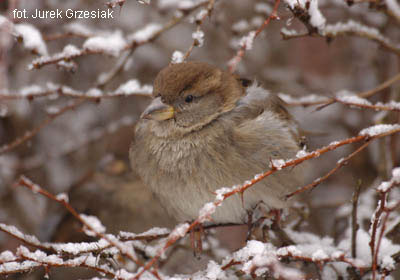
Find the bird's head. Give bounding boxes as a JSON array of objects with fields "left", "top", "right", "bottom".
[{"left": 141, "top": 61, "right": 246, "bottom": 131}]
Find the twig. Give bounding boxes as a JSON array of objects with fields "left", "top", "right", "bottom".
[
  {"left": 13, "top": 176, "right": 152, "bottom": 276},
  {"left": 227, "top": 0, "right": 281, "bottom": 73},
  {"left": 316, "top": 72, "right": 400, "bottom": 111},
  {"left": 351, "top": 181, "right": 362, "bottom": 258},
  {"left": 370, "top": 172, "right": 400, "bottom": 280},
  {"left": 0, "top": 98, "right": 86, "bottom": 155},
  {"left": 96, "top": 2, "right": 206, "bottom": 88},
  {"left": 134, "top": 126, "right": 400, "bottom": 278},
  {"left": 0, "top": 224, "right": 51, "bottom": 253},
  {"left": 30, "top": 1, "right": 208, "bottom": 71},
  {"left": 182, "top": 0, "right": 215, "bottom": 61},
  {"left": 285, "top": 141, "right": 371, "bottom": 199},
  {"left": 0, "top": 84, "right": 152, "bottom": 100},
  {"left": 17, "top": 246, "right": 120, "bottom": 279}
]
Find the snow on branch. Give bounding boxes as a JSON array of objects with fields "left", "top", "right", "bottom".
[
  {"left": 279, "top": 72, "right": 400, "bottom": 111},
  {"left": 0, "top": 80, "right": 152, "bottom": 100},
  {"left": 386, "top": 0, "right": 400, "bottom": 23},
  {"left": 228, "top": 0, "right": 281, "bottom": 73},
  {"left": 335, "top": 91, "right": 400, "bottom": 112},
  {"left": 83, "top": 31, "right": 127, "bottom": 56},
  {"left": 133, "top": 124, "right": 400, "bottom": 278},
  {"left": 28, "top": 2, "right": 207, "bottom": 70},
  {"left": 322, "top": 21, "right": 400, "bottom": 56},
  {"left": 284, "top": 0, "right": 326, "bottom": 32},
  {"left": 14, "top": 176, "right": 144, "bottom": 267},
  {"left": 178, "top": 0, "right": 215, "bottom": 62},
  {"left": 14, "top": 24, "right": 48, "bottom": 56},
  {"left": 281, "top": 0, "right": 400, "bottom": 56},
  {"left": 0, "top": 15, "right": 48, "bottom": 56},
  {"left": 1, "top": 125, "right": 400, "bottom": 278},
  {"left": 2, "top": 1, "right": 400, "bottom": 279},
  {"left": 369, "top": 167, "right": 400, "bottom": 279},
  {"left": 0, "top": 80, "right": 152, "bottom": 155}
]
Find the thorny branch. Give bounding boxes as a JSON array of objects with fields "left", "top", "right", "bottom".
[
  {"left": 27, "top": 2, "right": 208, "bottom": 70},
  {"left": 0, "top": 2, "right": 206, "bottom": 156},
  {"left": 3, "top": 127, "right": 399, "bottom": 279},
  {"left": 14, "top": 176, "right": 143, "bottom": 267},
  {"left": 2, "top": 0, "right": 400, "bottom": 279},
  {"left": 285, "top": 141, "right": 371, "bottom": 199},
  {"left": 96, "top": 2, "right": 209, "bottom": 88},
  {"left": 370, "top": 171, "right": 400, "bottom": 280},
  {"left": 133, "top": 126, "right": 400, "bottom": 278}
]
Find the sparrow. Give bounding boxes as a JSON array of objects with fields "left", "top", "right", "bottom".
[{"left": 130, "top": 61, "right": 304, "bottom": 225}]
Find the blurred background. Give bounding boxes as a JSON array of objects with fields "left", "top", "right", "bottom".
[{"left": 0, "top": 0, "right": 399, "bottom": 278}]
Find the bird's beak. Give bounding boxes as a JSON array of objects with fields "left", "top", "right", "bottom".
[{"left": 141, "top": 97, "right": 175, "bottom": 121}]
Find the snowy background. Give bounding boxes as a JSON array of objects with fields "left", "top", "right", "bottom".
[{"left": 0, "top": 0, "right": 399, "bottom": 279}]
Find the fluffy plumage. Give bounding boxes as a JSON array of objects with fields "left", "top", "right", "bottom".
[{"left": 130, "top": 62, "right": 304, "bottom": 224}]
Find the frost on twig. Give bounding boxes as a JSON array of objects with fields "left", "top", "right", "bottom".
[
  {"left": 0, "top": 80, "right": 152, "bottom": 100},
  {"left": 281, "top": 0, "right": 400, "bottom": 56},
  {"left": 0, "top": 16, "right": 48, "bottom": 56},
  {"left": 14, "top": 24, "right": 48, "bottom": 56},
  {"left": 2, "top": 0, "right": 400, "bottom": 279},
  {"left": 284, "top": 0, "right": 326, "bottom": 33}
]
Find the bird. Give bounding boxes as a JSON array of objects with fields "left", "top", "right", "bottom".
[{"left": 130, "top": 61, "right": 305, "bottom": 226}]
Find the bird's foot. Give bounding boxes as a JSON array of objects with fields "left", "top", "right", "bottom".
[
  {"left": 246, "top": 209, "right": 269, "bottom": 241},
  {"left": 246, "top": 208, "right": 294, "bottom": 245},
  {"left": 189, "top": 223, "right": 205, "bottom": 258},
  {"left": 268, "top": 209, "right": 294, "bottom": 246}
]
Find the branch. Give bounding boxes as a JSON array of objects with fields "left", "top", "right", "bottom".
[
  {"left": 227, "top": 0, "right": 281, "bottom": 73},
  {"left": 279, "top": 72, "right": 400, "bottom": 110},
  {"left": 181, "top": 0, "right": 215, "bottom": 61},
  {"left": 0, "top": 98, "right": 86, "bottom": 155},
  {"left": 335, "top": 95, "right": 400, "bottom": 112},
  {"left": 134, "top": 124, "right": 400, "bottom": 278},
  {"left": 0, "top": 80, "right": 152, "bottom": 100},
  {"left": 29, "top": 1, "right": 208, "bottom": 70},
  {"left": 285, "top": 141, "right": 371, "bottom": 199},
  {"left": 351, "top": 181, "right": 362, "bottom": 259},
  {"left": 13, "top": 176, "right": 148, "bottom": 274},
  {"left": 370, "top": 168, "right": 400, "bottom": 279}
]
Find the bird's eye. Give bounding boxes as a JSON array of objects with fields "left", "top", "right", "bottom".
[{"left": 185, "top": 95, "right": 194, "bottom": 103}]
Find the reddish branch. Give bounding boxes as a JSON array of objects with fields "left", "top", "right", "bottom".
[
  {"left": 370, "top": 177, "right": 400, "bottom": 280},
  {"left": 281, "top": 72, "right": 400, "bottom": 109},
  {"left": 29, "top": 2, "right": 208, "bottom": 70},
  {"left": 17, "top": 247, "right": 120, "bottom": 279},
  {"left": 96, "top": 1, "right": 209, "bottom": 88},
  {"left": 0, "top": 222, "right": 169, "bottom": 258},
  {"left": 351, "top": 182, "right": 362, "bottom": 259},
  {"left": 0, "top": 86, "right": 151, "bottom": 100},
  {"left": 227, "top": 0, "right": 281, "bottom": 73},
  {"left": 13, "top": 176, "right": 152, "bottom": 277},
  {"left": 182, "top": 0, "right": 216, "bottom": 61},
  {"left": 334, "top": 97, "right": 400, "bottom": 112},
  {"left": 285, "top": 141, "right": 371, "bottom": 199},
  {"left": 3, "top": 127, "right": 400, "bottom": 279},
  {"left": 133, "top": 126, "right": 400, "bottom": 279},
  {"left": 0, "top": 98, "right": 86, "bottom": 155},
  {"left": 0, "top": 3, "right": 208, "bottom": 156}
]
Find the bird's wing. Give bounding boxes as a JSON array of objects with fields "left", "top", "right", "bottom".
[
  {"left": 233, "top": 83, "right": 302, "bottom": 146},
  {"left": 226, "top": 83, "right": 306, "bottom": 201}
]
